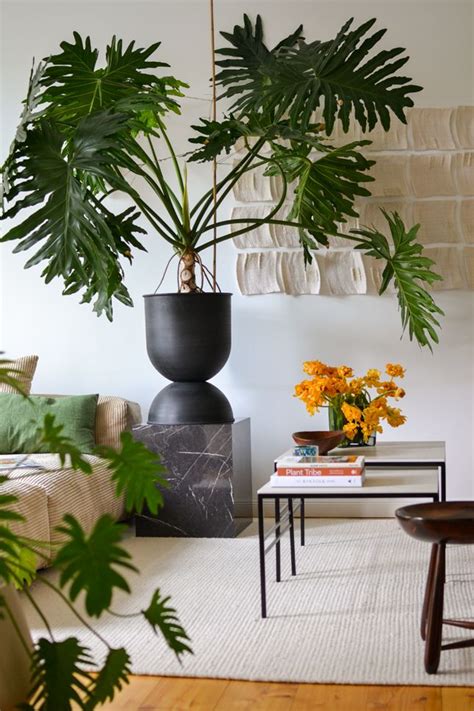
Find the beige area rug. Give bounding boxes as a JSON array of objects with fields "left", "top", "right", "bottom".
[{"left": 25, "top": 519, "right": 474, "bottom": 686}]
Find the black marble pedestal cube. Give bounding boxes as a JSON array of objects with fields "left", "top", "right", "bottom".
[{"left": 133, "top": 418, "right": 252, "bottom": 537}]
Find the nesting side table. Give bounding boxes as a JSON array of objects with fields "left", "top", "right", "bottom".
[{"left": 258, "top": 441, "right": 446, "bottom": 618}]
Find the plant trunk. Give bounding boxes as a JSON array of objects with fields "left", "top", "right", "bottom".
[
  {"left": 178, "top": 250, "right": 199, "bottom": 293},
  {"left": 0, "top": 584, "right": 33, "bottom": 710}
]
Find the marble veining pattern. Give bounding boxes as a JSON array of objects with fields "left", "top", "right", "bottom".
[{"left": 133, "top": 419, "right": 252, "bottom": 538}]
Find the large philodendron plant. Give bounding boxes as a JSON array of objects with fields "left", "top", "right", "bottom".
[
  {"left": 1, "top": 15, "right": 442, "bottom": 347},
  {"left": 0, "top": 358, "right": 191, "bottom": 708}
]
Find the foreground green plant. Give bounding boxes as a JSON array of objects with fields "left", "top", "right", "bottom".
[
  {"left": 1, "top": 14, "right": 442, "bottom": 347},
  {"left": 0, "top": 360, "right": 191, "bottom": 709}
]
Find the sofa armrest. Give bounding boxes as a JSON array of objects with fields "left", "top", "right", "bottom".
[{"left": 126, "top": 400, "right": 142, "bottom": 429}]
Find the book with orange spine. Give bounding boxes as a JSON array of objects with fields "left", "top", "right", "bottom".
[
  {"left": 276, "top": 465, "right": 364, "bottom": 477},
  {"left": 274, "top": 450, "right": 365, "bottom": 476}
]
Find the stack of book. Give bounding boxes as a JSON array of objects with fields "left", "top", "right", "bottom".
[{"left": 270, "top": 448, "right": 365, "bottom": 487}]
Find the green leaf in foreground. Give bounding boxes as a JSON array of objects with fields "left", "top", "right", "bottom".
[
  {"left": 0, "top": 476, "right": 24, "bottom": 584},
  {"left": 0, "top": 358, "right": 28, "bottom": 394},
  {"left": 55, "top": 514, "right": 137, "bottom": 616},
  {"left": 96, "top": 431, "right": 168, "bottom": 515},
  {"left": 7, "top": 541, "right": 37, "bottom": 588},
  {"left": 22, "top": 637, "right": 93, "bottom": 711},
  {"left": 84, "top": 647, "right": 131, "bottom": 709},
  {"left": 142, "top": 588, "right": 192, "bottom": 661},
  {"left": 351, "top": 210, "right": 443, "bottom": 349},
  {"left": 0, "top": 475, "right": 22, "bottom": 522},
  {"left": 39, "top": 413, "right": 93, "bottom": 474}
]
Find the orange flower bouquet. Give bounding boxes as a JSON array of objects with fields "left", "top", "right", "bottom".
[{"left": 294, "top": 361, "right": 407, "bottom": 446}]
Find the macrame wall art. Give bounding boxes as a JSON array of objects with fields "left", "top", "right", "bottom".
[{"left": 231, "top": 107, "right": 474, "bottom": 295}]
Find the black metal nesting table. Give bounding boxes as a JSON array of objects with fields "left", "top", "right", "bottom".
[{"left": 257, "top": 441, "right": 446, "bottom": 618}]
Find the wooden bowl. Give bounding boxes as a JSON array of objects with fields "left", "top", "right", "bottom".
[{"left": 292, "top": 430, "right": 345, "bottom": 455}]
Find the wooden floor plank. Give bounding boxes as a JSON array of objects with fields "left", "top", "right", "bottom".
[
  {"left": 291, "top": 683, "right": 368, "bottom": 711},
  {"left": 98, "top": 675, "right": 159, "bottom": 710},
  {"left": 366, "top": 685, "right": 442, "bottom": 711},
  {"left": 441, "top": 687, "right": 474, "bottom": 711},
  {"left": 138, "top": 676, "right": 229, "bottom": 710},
  {"left": 215, "top": 680, "right": 298, "bottom": 710},
  {"left": 100, "top": 676, "right": 474, "bottom": 711}
]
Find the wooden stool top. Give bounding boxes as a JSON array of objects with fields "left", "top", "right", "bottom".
[{"left": 396, "top": 502, "right": 474, "bottom": 544}]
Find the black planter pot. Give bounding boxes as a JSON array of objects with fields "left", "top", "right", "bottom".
[
  {"left": 144, "top": 293, "right": 234, "bottom": 424},
  {"left": 148, "top": 382, "right": 234, "bottom": 425}
]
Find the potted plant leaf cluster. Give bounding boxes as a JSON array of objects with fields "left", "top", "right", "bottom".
[
  {"left": 1, "top": 14, "right": 442, "bottom": 424},
  {"left": 0, "top": 359, "right": 191, "bottom": 710}
]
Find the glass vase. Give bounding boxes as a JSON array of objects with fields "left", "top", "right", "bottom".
[{"left": 328, "top": 404, "right": 376, "bottom": 448}]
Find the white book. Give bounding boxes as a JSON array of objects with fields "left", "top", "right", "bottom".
[
  {"left": 270, "top": 473, "right": 365, "bottom": 488},
  {"left": 0, "top": 455, "right": 44, "bottom": 471}
]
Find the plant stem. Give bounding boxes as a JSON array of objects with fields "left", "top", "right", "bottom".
[
  {"left": 200, "top": 161, "right": 288, "bottom": 246},
  {"left": 198, "top": 213, "right": 322, "bottom": 253},
  {"left": 145, "top": 134, "right": 183, "bottom": 214},
  {"left": 120, "top": 140, "right": 185, "bottom": 237},
  {"left": 107, "top": 609, "right": 141, "bottom": 619},
  {"left": 197, "top": 144, "right": 302, "bottom": 241},
  {"left": 2, "top": 596, "right": 32, "bottom": 656},
  {"left": 188, "top": 156, "right": 248, "bottom": 221},
  {"left": 23, "top": 587, "right": 55, "bottom": 641},
  {"left": 88, "top": 186, "right": 179, "bottom": 246},
  {"left": 108, "top": 165, "right": 178, "bottom": 242},
  {"left": 191, "top": 140, "right": 265, "bottom": 233},
  {"left": 133, "top": 197, "right": 180, "bottom": 246},
  {"left": 198, "top": 217, "right": 311, "bottom": 233},
  {"left": 197, "top": 140, "right": 267, "bottom": 232},
  {"left": 37, "top": 577, "right": 111, "bottom": 650},
  {"left": 156, "top": 120, "right": 185, "bottom": 195}
]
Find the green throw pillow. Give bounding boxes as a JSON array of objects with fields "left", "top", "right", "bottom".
[{"left": 0, "top": 393, "right": 99, "bottom": 454}]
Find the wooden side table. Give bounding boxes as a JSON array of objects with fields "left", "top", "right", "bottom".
[{"left": 396, "top": 501, "right": 474, "bottom": 673}]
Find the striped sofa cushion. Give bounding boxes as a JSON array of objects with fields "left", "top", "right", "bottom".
[
  {"left": 3, "top": 476, "right": 51, "bottom": 568},
  {"left": 2, "top": 395, "right": 142, "bottom": 569},
  {"left": 96, "top": 396, "right": 128, "bottom": 450},
  {"left": 96, "top": 396, "right": 142, "bottom": 450},
  {"left": 0, "top": 355, "right": 39, "bottom": 395},
  {"left": 6, "top": 454, "right": 124, "bottom": 569}
]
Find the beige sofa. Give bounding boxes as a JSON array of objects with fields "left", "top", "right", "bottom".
[{"left": 2, "top": 396, "right": 141, "bottom": 569}]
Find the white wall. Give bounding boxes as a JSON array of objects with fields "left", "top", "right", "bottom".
[{"left": 1, "top": 1, "right": 473, "bottom": 509}]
